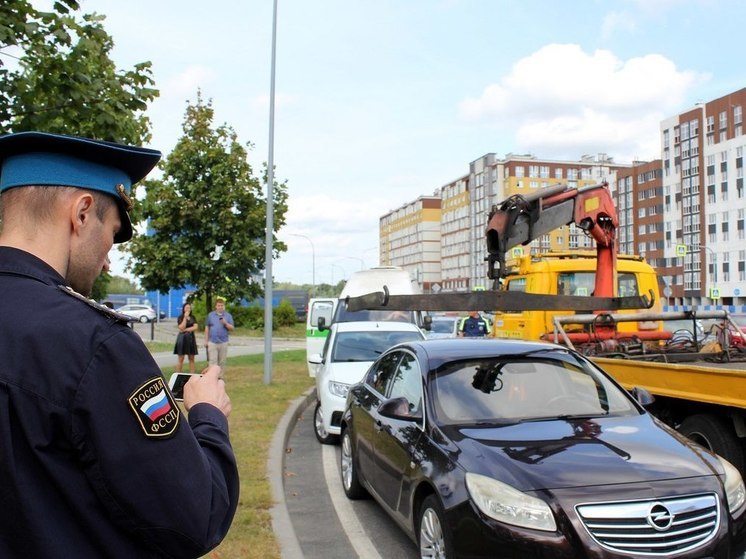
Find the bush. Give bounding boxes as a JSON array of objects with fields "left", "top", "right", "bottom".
[
  {"left": 275, "top": 299, "right": 298, "bottom": 327},
  {"left": 228, "top": 305, "right": 255, "bottom": 328}
]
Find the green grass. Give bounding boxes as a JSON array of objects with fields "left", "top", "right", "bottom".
[
  {"left": 235, "top": 322, "right": 306, "bottom": 339},
  {"left": 171, "top": 349, "right": 313, "bottom": 559}
]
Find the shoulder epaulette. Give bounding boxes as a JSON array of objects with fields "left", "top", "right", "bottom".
[{"left": 58, "top": 285, "right": 132, "bottom": 323}]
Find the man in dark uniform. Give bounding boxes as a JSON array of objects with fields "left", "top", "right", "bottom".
[
  {"left": 0, "top": 131, "right": 239, "bottom": 558},
  {"left": 458, "top": 310, "right": 491, "bottom": 337}
]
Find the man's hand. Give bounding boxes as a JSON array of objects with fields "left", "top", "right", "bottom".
[{"left": 183, "top": 365, "right": 231, "bottom": 417}]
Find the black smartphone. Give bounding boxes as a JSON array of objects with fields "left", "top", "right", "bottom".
[{"left": 168, "top": 372, "right": 199, "bottom": 401}]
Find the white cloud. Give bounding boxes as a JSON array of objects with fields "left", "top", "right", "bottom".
[
  {"left": 459, "top": 44, "right": 706, "bottom": 161},
  {"left": 601, "top": 11, "right": 637, "bottom": 39}
]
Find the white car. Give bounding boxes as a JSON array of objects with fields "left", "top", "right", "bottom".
[
  {"left": 309, "top": 320, "right": 426, "bottom": 444},
  {"left": 117, "top": 304, "right": 157, "bottom": 323},
  {"left": 426, "top": 315, "right": 460, "bottom": 339}
]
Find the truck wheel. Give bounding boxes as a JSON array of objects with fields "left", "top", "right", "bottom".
[{"left": 679, "top": 414, "right": 745, "bottom": 474}]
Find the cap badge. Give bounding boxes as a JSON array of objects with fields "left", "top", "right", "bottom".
[{"left": 116, "top": 183, "right": 133, "bottom": 211}]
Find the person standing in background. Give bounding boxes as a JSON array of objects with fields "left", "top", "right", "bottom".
[
  {"left": 174, "top": 302, "right": 199, "bottom": 373},
  {"left": 458, "top": 310, "right": 491, "bottom": 337},
  {"left": 205, "top": 297, "right": 234, "bottom": 376}
]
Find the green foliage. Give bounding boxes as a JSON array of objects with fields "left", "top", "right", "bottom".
[
  {"left": 275, "top": 299, "right": 298, "bottom": 327},
  {"left": 128, "top": 92, "right": 288, "bottom": 310},
  {"left": 228, "top": 305, "right": 256, "bottom": 329},
  {"left": 108, "top": 275, "right": 143, "bottom": 295},
  {"left": 1, "top": 1, "right": 158, "bottom": 144},
  {"left": 91, "top": 271, "right": 111, "bottom": 302}
]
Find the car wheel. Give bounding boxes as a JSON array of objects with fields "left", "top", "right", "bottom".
[
  {"left": 418, "top": 494, "right": 453, "bottom": 559},
  {"left": 679, "top": 414, "right": 745, "bottom": 474},
  {"left": 340, "top": 428, "right": 367, "bottom": 499},
  {"left": 313, "top": 401, "right": 338, "bottom": 445},
  {"left": 139, "top": 315, "right": 149, "bottom": 323}
]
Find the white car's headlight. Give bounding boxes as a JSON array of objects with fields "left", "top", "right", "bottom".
[
  {"left": 718, "top": 456, "right": 746, "bottom": 514},
  {"left": 465, "top": 472, "right": 556, "bottom": 531},
  {"left": 328, "top": 381, "right": 350, "bottom": 398}
]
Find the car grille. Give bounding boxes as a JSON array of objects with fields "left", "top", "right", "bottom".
[{"left": 576, "top": 494, "right": 720, "bottom": 556}]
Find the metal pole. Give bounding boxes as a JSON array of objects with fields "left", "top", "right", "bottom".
[{"left": 263, "top": 0, "right": 278, "bottom": 385}]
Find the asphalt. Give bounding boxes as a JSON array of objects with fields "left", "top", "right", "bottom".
[{"left": 133, "top": 320, "right": 309, "bottom": 558}]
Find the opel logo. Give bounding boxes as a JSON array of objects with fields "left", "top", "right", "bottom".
[{"left": 647, "top": 503, "right": 674, "bottom": 531}]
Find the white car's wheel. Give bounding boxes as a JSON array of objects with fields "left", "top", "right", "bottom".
[
  {"left": 313, "top": 401, "right": 338, "bottom": 445},
  {"left": 139, "top": 315, "right": 149, "bottom": 323}
]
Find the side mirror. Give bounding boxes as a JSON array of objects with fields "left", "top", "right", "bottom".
[
  {"left": 629, "top": 386, "right": 655, "bottom": 407},
  {"left": 422, "top": 315, "right": 432, "bottom": 331},
  {"left": 308, "top": 353, "right": 323, "bottom": 365},
  {"left": 318, "top": 316, "right": 328, "bottom": 332},
  {"left": 378, "top": 396, "right": 422, "bottom": 421}
]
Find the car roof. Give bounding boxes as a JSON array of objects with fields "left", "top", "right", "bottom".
[
  {"left": 333, "top": 321, "right": 423, "bottom": 333},
  {"left": 394, "top": 338, "right": 570, "bottom": 371}
]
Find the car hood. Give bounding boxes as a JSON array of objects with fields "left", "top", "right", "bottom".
[
  {"left": 323, "top": 361, "right": 373, "bottom": 385},
  {"left": 444, "top": 414, "right": 722, "bottom": 491}
]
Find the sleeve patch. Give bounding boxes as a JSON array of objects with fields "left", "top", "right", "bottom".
[{"left": 128, "top": 377, "right": 180, "bottom": 438}]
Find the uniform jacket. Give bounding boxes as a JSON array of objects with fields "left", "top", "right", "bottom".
[{"left": 0, "top": 247, "right": 238, "bottom": 558}]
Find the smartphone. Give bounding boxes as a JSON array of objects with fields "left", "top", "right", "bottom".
[{"left": 168, "top": 372, "right": 200, "bottom": 401}]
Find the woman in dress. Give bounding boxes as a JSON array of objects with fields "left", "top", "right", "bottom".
[{"left": 174, "top": 302, "right": 199, "bottom": 373}]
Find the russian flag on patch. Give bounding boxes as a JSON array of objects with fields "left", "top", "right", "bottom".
[{"left": 140, "top": 389, "right": 172, "bottom": 421}]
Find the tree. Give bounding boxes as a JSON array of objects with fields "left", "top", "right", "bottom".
[
  {"left": 0, "top": 1, "right": 158, "bottom": 144},
  {"left": 128, "top": 92, "right": 288, "bottom": 311}
]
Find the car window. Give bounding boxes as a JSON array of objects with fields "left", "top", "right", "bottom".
[
  {"left": 331, "top": 330, "right": 422, "bottom": 363},
  {"left": 430, "top": 356, "right": 638, "bottom": 424},
  {"left": 431, "top": 319, "right": 456, "bottom": 334},
  {"left": 387, "top": 352, "right": 423, "bottom": 415},
  {"left": 366, "top": 351, "right": 402, "bottom": 395}
]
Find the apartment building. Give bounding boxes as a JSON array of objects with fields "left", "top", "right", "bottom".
[
  {"left": 382, "top": 153, "right": 630, "bottom": 292},
  {"left": 660, "top": 87, "right": 746, "bottom": 310},
  {"left": 379, "top": 195, "right": 441, "bottom": 292}
]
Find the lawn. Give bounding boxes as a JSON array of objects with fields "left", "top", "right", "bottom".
[{"left": 162, "top": 349, "right": 313, "bottom": 558}]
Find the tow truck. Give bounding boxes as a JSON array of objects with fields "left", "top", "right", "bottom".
[{"left": 346, "top": 182, "right": 746, "bottom": 476}]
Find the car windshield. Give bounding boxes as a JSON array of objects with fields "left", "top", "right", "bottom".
[
  {"left": 431, "top": 319, "right": 456, "bottom": 334},
  {"left": 430, "top": 354, "right": 638, "bottom": 424},
  {"left": 331, "top": 330, "right": 422, "bottom": 362}
]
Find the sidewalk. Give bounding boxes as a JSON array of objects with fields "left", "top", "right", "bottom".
[{"left": 131, "top": 319, "right": 305, "bottom": 367}]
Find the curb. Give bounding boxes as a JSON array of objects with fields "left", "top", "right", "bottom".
[{"left": 268, "top": 386, "right": 317, "bottom": 559}]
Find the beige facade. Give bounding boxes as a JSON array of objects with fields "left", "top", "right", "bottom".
[{"left": 379, "top": 196, "right": 441, "bottom": 292}]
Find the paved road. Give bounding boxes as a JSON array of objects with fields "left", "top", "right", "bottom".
[{"left": 283, "top": 403, "right": 418, "bottom": 559}]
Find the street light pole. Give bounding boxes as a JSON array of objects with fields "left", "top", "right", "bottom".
[
  {"left": 291, "top": 233, "right": 315, "bottom": 297},
  {"left": 263, "top": 0, "right": 279, "bottom": 385}
]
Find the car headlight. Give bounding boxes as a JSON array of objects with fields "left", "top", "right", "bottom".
[
  {"left": 465, "top": 472, "right": 556, "bottom": 531},
  {"left": 717, "top": 456, "right": 746, "bottom": 514},
  {"left": 328, "top": 381, "right": 350, "bottom": 398}
]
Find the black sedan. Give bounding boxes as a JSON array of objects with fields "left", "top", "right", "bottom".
[{"left": 339, "top": 338, "right": 746, "bottom": 559}]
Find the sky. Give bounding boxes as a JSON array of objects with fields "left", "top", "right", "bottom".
[{"left": 77, "top": 0, "right": 746, "bottom": 286}]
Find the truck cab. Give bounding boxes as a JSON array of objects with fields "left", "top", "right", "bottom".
[{"left": 492, "top": 251, "right": 662, "bottom": 340}]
